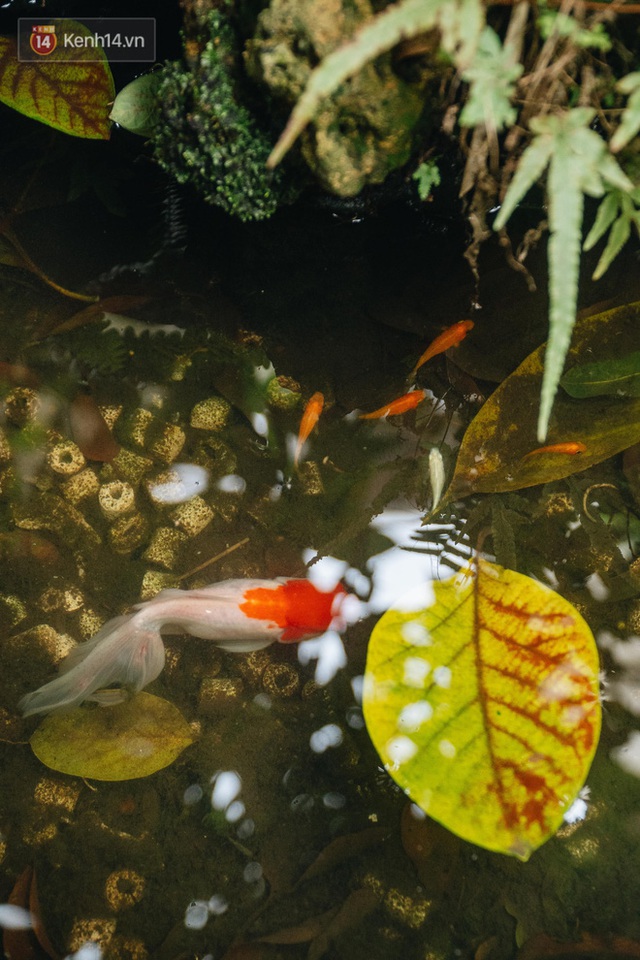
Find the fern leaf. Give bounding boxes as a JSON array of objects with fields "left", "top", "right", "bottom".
[
  {"left": 460, "top": 27, "right": 523, "bottom": 133},
  {"left": 451, "top": 0, "right": 484, "bottom": 62},
  {"left": 592, "top": 212, "right": 631, "bottom": 281},
  {"left": 611, "top": 72, "right": 640, "bottom": 153},
  {"left": 583, "top": 192, "right": 620, "bottom": 251},
  {"left": 598, "top": 150, "right": 635, "bottom": 193},
  {"left": 493, "top": 136, "right": 554, "bottom": 230},
  {"left": 267, "top": 0, "right": 483, "bottom": 167},
  {"left": 540, "top": 149, "right": 584, "bottom": 442},
  {"left": 494, "top": 109, "right": 634, "bottom": 440}
]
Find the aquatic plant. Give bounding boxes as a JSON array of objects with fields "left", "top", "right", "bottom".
[
  {"left": 153, "top": 8, "right": 287, "bottom": 222},
  {"left": 266, "top": 0, "right": 640, "bottom": 440}
]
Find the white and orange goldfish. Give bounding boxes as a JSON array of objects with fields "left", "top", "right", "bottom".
[{"left": 19, "top": 578, "right": 346, "bottom": 717}]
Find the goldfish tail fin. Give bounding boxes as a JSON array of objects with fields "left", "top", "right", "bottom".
[{"left": 19, "top": 612, "right": 165, "bottom": 717}]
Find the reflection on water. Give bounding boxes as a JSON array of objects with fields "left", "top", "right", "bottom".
[{"left": 1, "top": 220, "right": 640, "bottom": 960}]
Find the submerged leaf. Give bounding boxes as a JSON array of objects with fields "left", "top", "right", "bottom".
[
  {"left": 0, "top": 23, "right": 114, "bottom": 139},
  {"left": 109, "top": 73, "right": 161, "bottom": 137},
  {"left": 561, "top": 351, "right": 640, "bottom": 398},
  {"left": 30, "top": 693, "right": 194, "bottom": 780},
  {"left": 363, "top": 560, "right": 601, "bottom": 859},
  {"left": 443, "top": 301, "right": 640, "bottom": 500}
]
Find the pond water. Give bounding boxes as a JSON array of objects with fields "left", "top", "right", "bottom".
[{"left": 2, "top": 161, "right": 640, "bottom": 960}]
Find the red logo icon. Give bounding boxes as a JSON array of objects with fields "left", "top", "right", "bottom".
[{"left": 30, "top": 24, "right": 57, "bottom": 56}]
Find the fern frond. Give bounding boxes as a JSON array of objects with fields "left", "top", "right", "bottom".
[
  {"left": 593, "top": 214, "right": 631, "bottom": 280},
  {"left": 460, "top": 27, "right": 523, "bottom": 134},
  {"left": 583, "top": 192, "right": 620, "bottom": 251},
  {"left": 541, "top": 152, "right": 584, "bottom": 443},
  {"left": 611, "top": 72, "right": 640, "bottom": 153},
  {"left": 493, "top": 135, "right": 554, "bottom": 230},
  {"left": 267, "top": 0, "right": 484, "bottom": 168},
  {"left": 585, "top": 187, "right": 640, "bottom": 280},
  {"left": 495, "top": 109, "right": 634, "bottom": 441}
]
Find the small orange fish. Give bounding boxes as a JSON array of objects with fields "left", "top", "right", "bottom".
[
  {"left": 359, "top": 389, "right": 427, "bottom": 420},
  {"left": 524, "top": 441, "right": 587, "bottom": 459},
  {"left": 294, "top": 391, "right": 324, "bottom": 466},
  {"left": 410, "top": 319, "right": 474, "bottom": 378}
]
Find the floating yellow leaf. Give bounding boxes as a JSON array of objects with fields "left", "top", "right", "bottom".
[
  {"left": 0, "top": 22, "right": 114, "bottom": 139},
  {"left": 30, "top": 693, "right": 195, "bottom": 781},
  {"left": 363, "top": 560, "right": 601, "bottom": 860},
  {"left": 443, "top": 301, "right": 640, "bottom": 501}
]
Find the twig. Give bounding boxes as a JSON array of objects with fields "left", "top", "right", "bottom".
[{"left": 178, "top": 537, "right": 250, "bottom": 582}]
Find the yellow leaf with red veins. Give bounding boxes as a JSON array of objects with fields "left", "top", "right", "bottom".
[
  {"left": 0, "top": 21, "right": 114, "bottom": 139},
  {"left": 363, "top": 559, "right": 601, "bottom": 860}
]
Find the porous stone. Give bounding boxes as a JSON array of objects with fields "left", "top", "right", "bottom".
[
  {"left": 139, "top": 570, "right": 180, "bottom": 601},
  {"left": 298, "top": 460, "right": 324, "bottom": 494},
  {"left": 171, "top": 496, "right": 214, "bottom": 536},
  {"left": 0, "top": 594, "right": 27, "bottom": 627},
  {"left": 34, "top": 777, "right": 81, "bottom": 812},
  {"left": 47, "top": 440, "right": 85, "bottom": 476},
  {"left": 0, "top": 426, "right": 11, "bottom": 461},
  {"left": 143, "top": 526, "right": 188, "bottom": 569},
  {"left": 266, "top": 375, "right": 302, "bottom": 411},
  {"left": 198, "top": 677, "right": 244, "bottom": 715},
  {"left": 99, "top": 480, "right": 136, "bottom": 519},
  {"left": 4, "top": 387, "right": 40, "bottom": 425},
  {"left": 262, "top": 662, "right": 300, "bottom": 698},
  {"left": 108, "top": 513, "right": 150, "bottom": 555},
  {"left": 98, "top": 404, "right": 123, "bottom": 430},
  {"left": 123, "top": 408, "right": 155, "bottom": 447},
  {"left": 67, "top": 919, "right": 116, "bottom": 954},
  {"left": 191, "top": 435, "right": 237, "bottom": 478},
  {"left": 62, "top": 468, "right": 100, "bottom": 504},
  {"left": 149, "top": 423, "right": 186, "bottom": 463},
  {"left": 104, "top": 869, "right": 145, "bottom": 911},
  {"left": 190, "top": 396, "right": 232, "bottom": 430},
  {"left": 112, "top": 448, "right": 154, "bottom": 484},
  {"left": 38, "top": 584, "right": 84, "bottom": 613}
]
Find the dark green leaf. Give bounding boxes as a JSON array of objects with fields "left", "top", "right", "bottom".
[{"left": 561, "top": 351, "right": 640, "bottom": 398}]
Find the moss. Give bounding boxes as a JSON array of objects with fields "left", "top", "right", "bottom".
[{"left": 153, "top": 9, "right": 288, "bottom": 222}]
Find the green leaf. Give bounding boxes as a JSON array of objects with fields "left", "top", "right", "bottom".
[
  {"left": 494, "top": 110, "right": 633, "bottom": 441},
  {"left": 584, "top": 188, "right": 640, "bottom": 281},
  {"left": 441, "top": 301, "right": 640, "bottom": 500},
  {"left": 583, "top": 192, "right": 621, "bottom": 250},
  {"left": 611, "top": 72, "right": 640, "bottom": 153},
  {"left": 267, "top": 0, "right": 483, "bottom": 167},
  {"left": 460, "top": 27, "right": 523, "bottom": 132},
  {"left": 541, "top": 140, "right": 583, "bottom": 443},
  {"left": 30, "top": 693, "right": 195, "bottom": 780},
  {"left": 537, "top": 10, "right": 611, "bottom": 50},
  {"left": 561, "top": 350, "right": 640, "bottom": 398},
  {"left": 492, "top": 136, "right": 554, "bottom": 231},
  {"left": 363, "top": 560, "right": 600, "bottom": 860},
  {"left": 591, "top": 209, "right": 631, "bottom": 280},
  {"left": 413, "top": 160, "right": 441, "bottom": 201},
  {"left": 0, "top": 22, "right": 114, "bottom": 139},
  {"left": 109, "top": 72, "right": 161, "bottom": 137}
]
